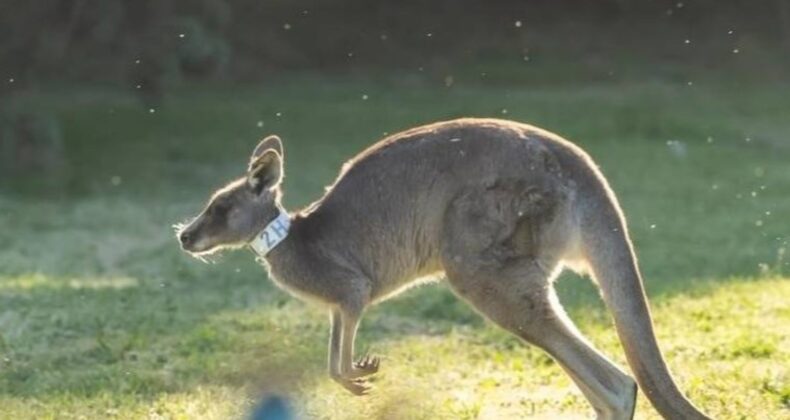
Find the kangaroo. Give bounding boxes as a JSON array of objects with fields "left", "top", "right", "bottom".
[{"left": 177, "top": 118, "right": 710, "bottom": 419}]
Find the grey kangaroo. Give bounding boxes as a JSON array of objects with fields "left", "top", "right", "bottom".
[{"left": 177, "top": 118, "right": 710, "bottom": 419}]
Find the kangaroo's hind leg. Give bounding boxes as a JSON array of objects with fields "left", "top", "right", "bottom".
[
  {"left": 441, "top": 178, "right": 636, "bottom": 418},
  {"left": 443, "top": 257, "right": 637, "bottom": 419}
]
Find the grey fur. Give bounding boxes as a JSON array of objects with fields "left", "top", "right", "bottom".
[{"left": 178, "top": 118, "right": 710, "bottom": 419}]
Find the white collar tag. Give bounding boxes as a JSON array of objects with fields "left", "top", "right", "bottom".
[{"left": 249, "top": 209, "right": 291, "bottom": 256}]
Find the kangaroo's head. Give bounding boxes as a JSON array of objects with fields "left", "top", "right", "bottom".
[{"left": 177, "top": 135, "right": 285, "bottom": 255}]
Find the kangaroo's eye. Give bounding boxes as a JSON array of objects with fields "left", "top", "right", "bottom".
[{"left": 208, "top": 201, "right": 229, "bottom": 216}]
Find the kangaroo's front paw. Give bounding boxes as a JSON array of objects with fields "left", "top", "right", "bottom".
[
  {"left": 350, "top": 355, "right": 380, "bottom": 378},
  {"left": 332, "top": 375, "right": 372, "bottom": 396}
]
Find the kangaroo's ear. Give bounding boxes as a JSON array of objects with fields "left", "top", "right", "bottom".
[
  {"left": 247, "top": 149, "right": 283, "bottom": 193},
  {"left": 251, "top": 135, "right": 284, "bottom": 161}
]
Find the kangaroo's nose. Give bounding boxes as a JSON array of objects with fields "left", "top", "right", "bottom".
[{"left": 179, "top": 231, "right": 192, "bottom": 246}]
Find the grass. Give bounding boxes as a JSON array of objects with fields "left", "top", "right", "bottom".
[{"left": 1, "top": 75, "right": 789, "bottom": 419}]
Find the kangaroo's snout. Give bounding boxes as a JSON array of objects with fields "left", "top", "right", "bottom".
[
  {"left": 179, "top": 230, "right": 194, "bottom": 249},
  {"left": 177, "top": 219, "right": 204, "bottom": 253}
]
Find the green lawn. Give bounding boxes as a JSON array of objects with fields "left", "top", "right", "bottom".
[{"left": 1, "top": 77, "right": 789, "bottom": 419}]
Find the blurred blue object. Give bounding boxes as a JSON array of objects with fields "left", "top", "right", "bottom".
[{"left": 250, "top": 395, "right": 293, "bottom": 420}]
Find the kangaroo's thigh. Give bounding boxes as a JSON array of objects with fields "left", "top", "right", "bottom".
[
  {"left": 439, "top": 179, "right": 570, "bottom": 336},
  {"left": 444, "top": 258, "right": 556, "bottom": 338}
]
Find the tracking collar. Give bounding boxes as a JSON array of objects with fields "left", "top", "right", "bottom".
[{"left": 249, "top": 207, "right": 291, "bottom": 256}]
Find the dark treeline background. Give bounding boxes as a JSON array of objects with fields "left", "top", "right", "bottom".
[
  {"left": 2, "top": 0, "right": 790, "bottom": 89},
  {"left": 2, "top": 0, "right": 790, "bottom": 183}
]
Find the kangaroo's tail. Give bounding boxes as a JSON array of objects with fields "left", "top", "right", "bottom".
[{"left": 577, "top": 168, "right": 710, "bottom": 419}]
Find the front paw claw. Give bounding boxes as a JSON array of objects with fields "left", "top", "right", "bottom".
[{"left": 351, "top": 355, "right": 380, "bottom": 377}]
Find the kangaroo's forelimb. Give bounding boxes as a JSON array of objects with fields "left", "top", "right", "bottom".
[{"left": 328, "top": 307, "right": 379, "bottom": 395}]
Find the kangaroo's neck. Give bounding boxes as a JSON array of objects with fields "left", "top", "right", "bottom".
[{"left": 253, "top": 207, "right": 331, "bottom": 302}]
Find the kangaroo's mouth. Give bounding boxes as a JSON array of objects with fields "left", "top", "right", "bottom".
[
  {"left": 174, "top": 221, "right": 213, "bottom": 255},
  {"left": 179, "top": 231, "right": 220, "bottom": 256},
  {"left": 173, "top": 221, "right": 255, "bottom": 262},
  {"left": 178, "top": 237, "right": 225, "bottom": 264},
  {"left": 181, "top": 238, "right": 214, "bottom": 254}
]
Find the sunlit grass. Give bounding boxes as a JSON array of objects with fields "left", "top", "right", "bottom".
[
  {"left": 1, "top": 77, "right": 789, "bottom": 418},
  {"left": 1, "top": 270, "right": 787, "bottom": 419}
]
